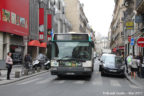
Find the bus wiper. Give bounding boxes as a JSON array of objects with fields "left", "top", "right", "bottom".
[{"left": 58, "top": 57, "right": 85, "bottom": 62}]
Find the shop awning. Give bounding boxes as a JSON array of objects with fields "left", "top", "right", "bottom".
[
  {"left": 28, "top": 40, "right": 41, "bottom": 47},
  {"left": 112, "top": 48, "right": 117, "bottom": 52},
  {"left": 40, "top": 42, "right": 47, "bottom": 48},
  {"left": 119, "top": 46, "right": 125, "bottom": 50}
]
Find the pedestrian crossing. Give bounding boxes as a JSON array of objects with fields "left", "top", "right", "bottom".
[{"left": 16, "top": 76, "right": 141, "bottom": 89}]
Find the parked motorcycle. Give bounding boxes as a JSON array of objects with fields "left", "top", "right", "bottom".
[{"left": 32, "top": 54, "right": 50, "bottom": 70}]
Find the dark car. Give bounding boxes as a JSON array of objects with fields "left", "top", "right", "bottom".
[{"left": 100, "top": 55, "right": 125, "bottom": 77}]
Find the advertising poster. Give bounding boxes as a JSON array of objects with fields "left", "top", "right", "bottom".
[
  {"left": 2, "top": 9, "right": 10, "bottom": 23},
  {"left": 0, "top": 0, "right": 29, "bottom": 36},
  {"left": 20, "top": 17, "right": 25, "bottom": 27},
  {"left": 11, "top": 12, "right": 16, "bottom": 24}
]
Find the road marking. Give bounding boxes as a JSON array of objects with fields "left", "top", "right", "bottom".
[
  {"left": 129, "top": 84, "right": 141, "bottom": 89},
  {"left": 110, "top": 80, "right": 121, "bottom": 87},
  {"left": 54, "top": 80, "right": 65, "bottom": 84},
  {"left": 36, "top": 77, "right": 54, "bottom": 84},
  {"left": 17, "top": 78, "right": 41, "bottom": 85},
  {"left": 92, "top": 77, "right": 103, "bottom": 86},
  {"left": 73, "top": 80, "right": 85, "bottom": 84}
]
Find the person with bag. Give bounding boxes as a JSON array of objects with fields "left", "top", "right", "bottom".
[
  {"left": 131, "top": 56, "right": 138, "bottom": 79},
  {"left": 5, "top": 52, "right": 13, "bottom": 80},
  {"left": 127, "top": 53, "right": 133, "bottom": 74}
]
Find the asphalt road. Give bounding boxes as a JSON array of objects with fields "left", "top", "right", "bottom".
[{"left": 0, "top": 59, "right": 143, "bottom": 96}]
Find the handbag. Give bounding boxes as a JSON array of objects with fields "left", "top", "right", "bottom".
[{"left": 6, "top": 63, "right": 10, "bottom": 68}]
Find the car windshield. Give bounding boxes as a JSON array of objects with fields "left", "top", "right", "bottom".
[
  {"left": 104, "top": 56, "right": 115, "bottom": 64},
  {"left": 104, "top": 56, "right": 123, "bottom": 66},
  {"left": 53, "top": 42, "right": 91, "bottom": 60}
]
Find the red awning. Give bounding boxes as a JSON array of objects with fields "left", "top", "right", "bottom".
[
  {"left": 112, "top": 48, "right": 117, "bottom": 52},
  {"left": 28, "top": 40, "right": 41, "bottom": 47},
  {"left": 40, "top": 42, "right": 47, "bottom": 48},
  {"left": 119, "top": 46, "right": 124, "bottom": 50}
]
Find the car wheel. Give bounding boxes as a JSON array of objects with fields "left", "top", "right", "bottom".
[
  {"left": 101, "top": 71, "right": 105, "bottom": 76},
  {"left": 99, "top": 65, "right": 102, "bottom": 71},
  {"left": 57, "top": 75, "right": 63, "bottom": 78}
]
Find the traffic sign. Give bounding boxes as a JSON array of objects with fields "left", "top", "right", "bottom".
[
  {"left": 130, "top": 38, "right": 134, "bottom": 46},
  {"left": 128, "top": 36, "right": 131, "bottom": 42},
  {"left": 137, "top": 37, "right": 144, "bottom": 47}
]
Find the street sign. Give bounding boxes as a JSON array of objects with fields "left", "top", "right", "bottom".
[
  {"left": 126, "top": 21, "right": 134, "bottom": 30},
  {"left": 130, "top": 38, "right": 134, "bottom": 46},
  {"left": 137, "top": 37, "right": 144, "bottom": 47},
  {"left": 126, "top": 21, "right": 134, "bottom": 27},
  {"left": 128, "top": 36, "right": 131, "bottom": 42}
]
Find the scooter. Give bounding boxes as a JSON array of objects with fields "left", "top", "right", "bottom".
[
  {"left": 32, "top": 59, "right": 40, "bottom": 70},
  {"left": 44, "top": 60, "right": 50, "bottom": 70}
]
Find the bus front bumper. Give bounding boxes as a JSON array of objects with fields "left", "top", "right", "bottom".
[{"left": 50, "top": 67, "right": 92, "bottom": 76}]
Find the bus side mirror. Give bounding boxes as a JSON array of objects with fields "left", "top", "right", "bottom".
[{"left": 90, "top": 41, "right": 94, "bottom": 48}]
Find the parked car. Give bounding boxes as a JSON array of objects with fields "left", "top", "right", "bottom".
[
  {"left": 99, "top": 54, "right": 115, "bottom": 71},
  {"left": 100, "top": 55, "right": 125, "bottom": 77}
]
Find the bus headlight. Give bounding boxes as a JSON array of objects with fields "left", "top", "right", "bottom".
[
  {"left": 82, "top": 61, "right": 92, "bottom": 67},
  {"left": 51, "top": 60, "right": 59, "bottom": 67}
]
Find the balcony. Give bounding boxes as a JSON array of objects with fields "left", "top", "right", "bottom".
[{"left": 136, "top": 0, "right": 144, "bottom": 13}]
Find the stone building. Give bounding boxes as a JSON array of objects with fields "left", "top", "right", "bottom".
[
  {"left": 64, "top": 0, "right": 88, "bottom": 33},
  {"left": 110, "top": 0, "right": 125, "bottom": 55}
]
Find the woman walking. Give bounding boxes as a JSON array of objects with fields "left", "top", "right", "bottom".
[
  {"left": 6, "top": 52, "right": 13, "bottom": 80},
  {"left": 131, "top": 56, "right": 138, "bottom": 79}
]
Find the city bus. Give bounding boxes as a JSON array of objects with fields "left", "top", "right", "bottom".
[{"left": 50, "top": 33, "right": 95, "bottom": 77}]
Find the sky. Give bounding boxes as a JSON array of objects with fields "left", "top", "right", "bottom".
[{"left": 79, "top": 0, "right": 115, "bottom": 37}]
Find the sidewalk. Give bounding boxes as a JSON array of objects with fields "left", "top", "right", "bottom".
[
  {"left": 125, "top": 72, "right": 144, "bottom": 88},
  {"left": 0, "top": 65, "right": 48, "bottom": 85}
]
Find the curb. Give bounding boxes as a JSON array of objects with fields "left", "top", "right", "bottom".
[
  {"left": 0, "top": 70, "right": 49, "bottom": 86},
  {"left": 125, "top": 72, "right": 143, "bottom": 88}
]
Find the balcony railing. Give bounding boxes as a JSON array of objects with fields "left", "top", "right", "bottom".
[{"left": 136, "top": 0, "right": 143, "bottom": 9}]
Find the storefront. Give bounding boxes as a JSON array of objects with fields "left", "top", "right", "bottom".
[
  {"left": 0, "top": 0, "right": 29, "bottom": 63},
  {"left": 28, "top": 40, "right": 41, "bottom": 59}
]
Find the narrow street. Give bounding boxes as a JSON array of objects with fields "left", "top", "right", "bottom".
[{"left": 0, "top": 59, "right": 143, "bottom": 96}]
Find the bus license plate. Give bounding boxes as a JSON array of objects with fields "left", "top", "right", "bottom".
[
  {"left": 72, "top": 64, "right": 76, "bottom": 67},
  {"left": 66, "top": 73, "right": 75, "bottom": 75}
]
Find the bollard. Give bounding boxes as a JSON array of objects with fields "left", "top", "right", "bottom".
[
  {"left": 37, "top": 67, "right": 41, "bottom": 72},
  {"left": 31, "top": 68, "right": 35, "bottom": 74},
  {"left": 24, "top": 69, "right": 29, "bottom": 75},
  {"left": 42, "top": 65, "right": 45, "bottom": 70},
  {"left": 15, "top": 71, "right": 20, "bottom": 78}
]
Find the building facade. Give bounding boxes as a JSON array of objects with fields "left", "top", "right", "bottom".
[
  {"left": 64, "top": 0, "right": 88, "bottom": 33},
  {"left": 0, "top": 0, "right": 29, "bottom": 64},
  {"left": 110, "top": 0, "right": 125, "bottom": 55}
]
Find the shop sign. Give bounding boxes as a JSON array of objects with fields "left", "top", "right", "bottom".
[
  {"left": 39, "top": 32, "right": 44, "bottom": 40},
  {"left": 39, "top": 8, "right": 44, "bottom": 40},
  {"left": 137, "top": 37, "right": 144, "bottom": 47}
]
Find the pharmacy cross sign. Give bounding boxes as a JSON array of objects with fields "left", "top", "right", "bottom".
[{"left": 137, "top": 37, "right": 144, "bottom": 47}]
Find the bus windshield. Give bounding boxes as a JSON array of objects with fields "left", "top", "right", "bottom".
[{"left": 53, "top": 42, "right": 92, "bottom": 60}]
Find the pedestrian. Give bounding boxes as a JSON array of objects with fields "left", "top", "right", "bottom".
[
  {"left": 131, "top": 56, "right": 138, "bottom": 79},
  {"left": 5, "top": 52, "right": 13, "bottom": 80},
  {"left": 136, "top": 53, "right": 143, "bottom": 77},
  {"left": 24, "top": 54, "right": 32, "bottom": 69},
  {"left": 126, "top": 53, "right": 133, "bottom": 74},
  {"left": 125, "top": 55, "right": 128, "bottom": 73}
]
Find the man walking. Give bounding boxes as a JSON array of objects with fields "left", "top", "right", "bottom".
[
  {"left": 127, "top": 53, "right": 133, "bottom": 74},
  {"left": 24, "top": 54, "right": 32, "bottom": 69}
]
